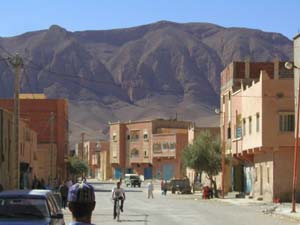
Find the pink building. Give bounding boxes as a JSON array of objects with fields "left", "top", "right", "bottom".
[
  {"left": 109, "top": 119, "right": 191, "bottom": 180},
  {"left": 221, "top": 61, "right": 297, "bottom": 201}
]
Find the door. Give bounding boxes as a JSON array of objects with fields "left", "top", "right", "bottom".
[
  {"left": 114, "top": 168, "right": 122, "bottom": 179},
  {"left": 243, "top": 166, "right": 254, "bottom": 194},
  {"left": 144, "top": 167, "right": 153, "bottom": 179},
  {"left": 163, "top": 164, "right": 174, "bottom": 180}
]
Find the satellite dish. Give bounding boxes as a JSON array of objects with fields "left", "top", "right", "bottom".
[
  {"left": 215, "top": 108, "right": 221, "bottom": 114},
  {"left": 285, "top": 62, "right": 294, "bottom": 70}
]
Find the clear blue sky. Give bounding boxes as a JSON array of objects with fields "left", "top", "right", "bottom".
[{"left": 0, "top": 0, "right": 299, "bottom": 39}]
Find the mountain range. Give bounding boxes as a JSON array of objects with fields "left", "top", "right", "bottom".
[{"left": 0, "top": 21, "right": 293, "bottom": 145}]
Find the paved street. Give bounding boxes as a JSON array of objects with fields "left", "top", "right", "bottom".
[{"left": 63, "top": 182, "right": 298, "bottom": 225}]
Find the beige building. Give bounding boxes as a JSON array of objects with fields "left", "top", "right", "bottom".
[
  {"left": 221, "top": 61, "right": 296, "bottom": 201},
  {"left": 0, "top": 107, "right": 38, "bottom": 190}
]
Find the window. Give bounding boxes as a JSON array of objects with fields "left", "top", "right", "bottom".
[
  {"left": 248, "top": 117, "right": 252, "bottom": 135},
  {"left": 144, "top": 149, "right": 148, "bottom": 158},
  {"left": 143, "top": 132, "right": 148, "bottom": 141},
  {"left": 130, "top": 131, "right": 140, "bottom": 142},
  {"left": 256, "top": 113, "right": 260, "bottom": 132},
  {"left": 153, "top": 143, "right": 162, "bottom": 153},
  {"left": 162, "top": 143, "right": 169, "bottom": 150},
  {"left": 131, "top": 148, "right": 139, "bottom": 158},
  {"left": 243, "top": 119, "right": 246, "bottom": 136},
  {"left": 279, "top": 113, "right": 294, "bottom": 132},
  {"left": 169, "top": 143, "right": 176, "bottom": 150},
  {"left": 227, "top": 126, "right": 231, "bottom": 139},
  {"left": 112, "top": 133, "right": 117, "bottom": 142}
]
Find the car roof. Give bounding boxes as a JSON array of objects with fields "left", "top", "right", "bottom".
[{"left": 0, "top": 189, "right": 52, "bottom": 198}]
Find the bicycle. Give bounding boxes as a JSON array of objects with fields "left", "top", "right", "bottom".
[{"left": 112, "top": 197, "right": 121, "bottom": 222}]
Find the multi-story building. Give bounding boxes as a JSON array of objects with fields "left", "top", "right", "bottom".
[
  {"left": 0, "top": 94, "right": 69, "bottom": 180},
  {"left": 0, "top": 107, "right": 38, "bottom": 190},
  {"left": 221, "top": 61, "right": 296, "bottom": 201},
  {"left": 75, "top": 140, "right": 101, "bottom": 178},
  {"left": 109, "top": 119, "right": 191, "bottom": 180},
  {"left": 91, "top": 141, "right": 111, "bottom": 181}
]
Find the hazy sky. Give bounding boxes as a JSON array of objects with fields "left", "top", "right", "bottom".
[{"left": 0, "top": 0, "right": 299, "bottom": 39}]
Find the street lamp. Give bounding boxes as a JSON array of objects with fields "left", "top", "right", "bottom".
[
  {"left": 215, "top": 108, "right": 225, "bottom": 199},
  {"left": 285, "top": 62, "right": 300, "bottom": 212}
]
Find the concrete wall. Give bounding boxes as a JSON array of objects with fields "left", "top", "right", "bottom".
[{"left": 253, "top": 152, "right": 274, "bottom": 201}]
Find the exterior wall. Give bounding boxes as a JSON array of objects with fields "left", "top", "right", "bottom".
[
  {"left": 241, "top": 79, "right": 263, "bottom": 150},
  {"left": 0, "top": 109, "right": 13, "bottom": 189},
  {"left": 34, "top": 144, "right": 58, "bottom": 183},
  {"left": 0, "top": 99, "right": 69, "bottom": 179},
  {"left": 253, "top": 152, "right": 274, "bottom": 201},
  {"left": 0, "top": 108, "right": 38, "bottom": 190}
]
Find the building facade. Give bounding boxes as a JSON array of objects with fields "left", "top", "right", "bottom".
[
  {"left": 0, "top": 95, "right": 69, "bottom": 180},
  {"left": 109, "top": 119, "right": 191, "bottom": 180},
  {"left": 0, "top": 107, "right": 38, "bottom": 190},
  {"left": 221, "top": 61, "right": 296, "bottom": 201}
]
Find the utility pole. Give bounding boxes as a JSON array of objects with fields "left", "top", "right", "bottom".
[
  {"left": 81, "top": 132, "right": 85, "bottom": 161},
  {"left": 49, "top": 112, "right": 55, "bottom": 185},
  {"left": 9, "top": 54, "right": 23, "bottom": 189}
]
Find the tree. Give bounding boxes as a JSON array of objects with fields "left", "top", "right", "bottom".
[
  {"left": 182, "top": 131, "right": 222, "bottom": 197},
  {"left": 66, "top": 156, "right": 88, "bottom": 177}
]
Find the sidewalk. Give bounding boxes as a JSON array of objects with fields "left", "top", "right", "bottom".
[{"left": 213, "top": 196, "right": 300, "bottom": 222}]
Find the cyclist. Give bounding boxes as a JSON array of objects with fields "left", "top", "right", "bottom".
[{"left": 112, "top": 181, "right": 126, "bottom": 219}]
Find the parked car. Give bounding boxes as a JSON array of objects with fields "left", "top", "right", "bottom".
[
  {"left": 170, "top": 179, "right": 192, "bottom": 194},
  {"left": 124, "top": 174, "right": 142, "bottom": 187},
  {"left": 0, "top": 189, "right": 64, "bottom": 225}
]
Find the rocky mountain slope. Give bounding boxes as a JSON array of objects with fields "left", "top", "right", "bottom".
[{"left": 0, "top": 21, "right": 292, "bottom": 145}]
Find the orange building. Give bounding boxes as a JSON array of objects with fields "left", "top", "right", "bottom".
[
  {"left": 0, "top": 95, "right": 69, "bottom": 180},
  {"left": 221, "top": 61, "right": 296, "bottom": 201},
  {"left": 109, "top": 119, "right": 191, "bottom": 180}
]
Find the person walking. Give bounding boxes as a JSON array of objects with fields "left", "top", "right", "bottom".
[
  {"left": 160, "top": 179, "right": 165, "bottom": 195},
  {"left": 68, "top": 182, "right": 96, "bottom": 225},
  {"left": 59, "top": 181, "right": 69, "bottom": 209},
  {"left": 163, "top": 180, "right": 168, "bottom": 196},
  {"left": 147, "top": 181, "right": 154, "bottom": 199}
]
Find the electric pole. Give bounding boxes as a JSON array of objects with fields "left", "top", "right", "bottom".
[
  {"left": 81, "top": 132, "right": 85, "bottom": 161},
  {"left": 9, "top": 54, "right": 23, "bottom": 189},
  {"left": 49, "top": 112, "right": 55, "bottom": 185}
]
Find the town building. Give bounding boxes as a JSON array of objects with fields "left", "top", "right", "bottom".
[
  {"left": 109, "top": 119, "right": 191, "bottom": 180},
  {"left": 0, "top": 107, "right": 38, "bottom": 190},
  {"left": 0, "top": 94, "right": 69, "bottom": 181},
  {"left": 92, "top": 141, "right": 111, "bottom": 181},
  {"left": 221, "top": 61, "right": 296, "bottom": 201}
]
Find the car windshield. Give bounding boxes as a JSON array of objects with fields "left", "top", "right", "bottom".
[
  {"left": 0, "top": 197, "right": 49, "bottom": 219},
  {"left": 130, "top": 176, "right": 139, "bottom": 179}
]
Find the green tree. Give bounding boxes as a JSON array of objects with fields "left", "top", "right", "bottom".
[
  {"left": 182, "top": 131, "right": 222, "bottom": 197},
  {"left": 66, "top": 156, "right": 88, "bottom": 177}
]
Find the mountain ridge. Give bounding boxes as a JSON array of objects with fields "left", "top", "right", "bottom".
[{"left": 0, "top": 21, "right": 292, "bottom": 145}]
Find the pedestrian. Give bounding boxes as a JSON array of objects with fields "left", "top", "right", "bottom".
[
  {"left": 59, "top": 181, "right": 69, "bottom": 209},
  {"left": 160, "top": 179, "right": 164, "bottom": 195},
  {"left": 163, "top": 180, "right": 168, "bottom": 196},
  {"left": 67, "top": 178, "right": 73, "bottom": 189},
  {"left": 68, "top": 182, "right": 96, "bottom": 225},
  {"left": 147, "top": 181, "right": 154, "bottom": 199}
]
